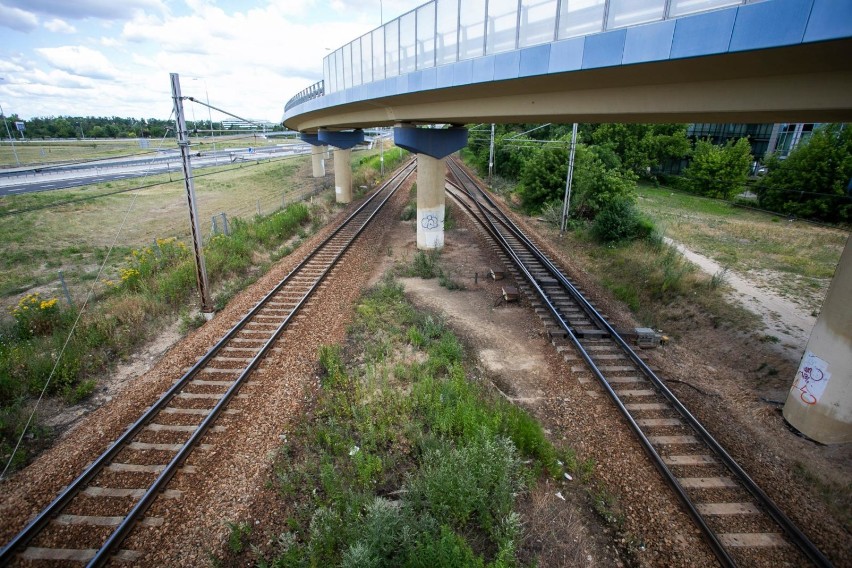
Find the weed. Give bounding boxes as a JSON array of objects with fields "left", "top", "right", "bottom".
[
  {"left": 710, "top": 267, "right": 729, "bottom": 289},
  {"left": 591, "top": 488, "right": 623, "bottom": 527},
  {"left": 179, "top": 310, "right": 207, "bottom": 333},
  {"left": 225, "top": 520, "right": 252, "bottom": 554},
  {"left": 438, "top": 269, "right": 465, "bottom": 291},
  {"left": 408, "top": 250, "right": 439, "bottom": 279},
  {"left": 258, "top": 277, "right": 574, "bottom": 567},
  {"left": 401, "top": 203, "right": 417, "bottom": 221}
]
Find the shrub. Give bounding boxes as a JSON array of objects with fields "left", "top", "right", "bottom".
[
  {"left": 683, "top": 137, "right": 752, "bottom": 199},
  {"left": 591, "top": 198, "right": 655, "bottom": 244},
  {"left": 11, "top": 293, "right": 62, "bottom": 337}
]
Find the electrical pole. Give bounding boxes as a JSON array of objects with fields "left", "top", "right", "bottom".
[
  {"left": 171, "top": 72, "right": 214, "bottom": 318},
  {"left": 0, "top": 104, "right": 20, "bottom": 166},
  {"left": 560, "top": 122, "right": 578, "bottom": 234},
  {"left": 488, "top": 123, "right": 495, "bottom": 186}
]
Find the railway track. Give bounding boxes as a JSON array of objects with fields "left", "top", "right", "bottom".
[
  {"left": 0, "top": 160, "right": 416, "bottom": 567},
  {"left": 444, "top": 157, "right": 832, "bottom": 568}
]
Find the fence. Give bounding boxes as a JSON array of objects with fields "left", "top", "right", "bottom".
[{"left": 319, "top": 0, "right": 756, "bottom": 96}]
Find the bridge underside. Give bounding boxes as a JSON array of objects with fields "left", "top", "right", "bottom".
[{"left": 286, "top": 39, "right": 852, "bottom": 132}]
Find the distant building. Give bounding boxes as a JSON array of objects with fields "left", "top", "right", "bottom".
[
  {"left": 658, "top": 123, "right": 819, "bottom": 175},
  {"left": 221, "top": 119, "right": 278, "bottom": 130}
]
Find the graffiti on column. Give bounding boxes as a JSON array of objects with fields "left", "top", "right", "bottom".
[
  {"left": 420, "top": 213, "right": 440, "bottom": 231},
  {"left": 791, "top": 351, "right": 831, "bottom": 406}
]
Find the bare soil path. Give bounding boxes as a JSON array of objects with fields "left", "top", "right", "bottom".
[{"left": 665, "top": 237, "right": 817, "bottom": 358}]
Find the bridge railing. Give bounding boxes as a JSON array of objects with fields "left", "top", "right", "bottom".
[
  {"left": 285, "top": 80, "right": 325, "bottom": 112},
  {"left": 312, "top": 0, "right": 757, "bottom": 98}
]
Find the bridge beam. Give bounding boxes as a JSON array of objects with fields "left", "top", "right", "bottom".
[
  {"left": 783, "top": 237, "right": 852, "bottom": 444},
  {"left": 317, "top": 129, "right": 365, "bottom": 203},
  {"left": 394, "top": 125, "right": 468, "bottom": 250}
]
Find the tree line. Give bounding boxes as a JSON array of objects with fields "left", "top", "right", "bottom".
[
  {"left": 0, "top": 114, "right": 283, "bottom": 140},
  {"left": 465, "top": 123, "right": 851, "bottom": 227}
]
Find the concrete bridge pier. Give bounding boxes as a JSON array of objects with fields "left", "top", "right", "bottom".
[
  {"left": 783, "top": 236, "right": 852, "bottom": 444},
  {"left": 310, "top": 144, "right": 325, "bottom": 177},
  {"left": 394, "top": 125, "right": 468, "bottom": 250},
  {"left": 317, "top": 129, "right": 364, "bottom": 204},
  {"left": 298, "top": 133, "right": 327, "bottom": 178}
]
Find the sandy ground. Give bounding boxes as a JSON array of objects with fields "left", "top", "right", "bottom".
[{"left": 665, "top": 237, "right": 816, "bottom": 360}]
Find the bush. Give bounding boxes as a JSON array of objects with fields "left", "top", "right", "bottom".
[
  {"left": 591, "top": 198, "right": 655, "bottom": 244},
  {"left": 756, "top": 124, "right": 852, "bottom": 223},
  {"left": 683, "top": 138, "right": 752, "bottom": 199}
]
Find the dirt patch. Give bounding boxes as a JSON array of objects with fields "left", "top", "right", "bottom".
[{"left": 666, "top": 237, "right": 816, "bottom": 358}]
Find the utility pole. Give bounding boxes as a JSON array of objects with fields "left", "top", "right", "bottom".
[
  {"left": 0, "top": 104, "right": 20, "bottom": 166},
  {"left": 171, "top": 72, "right": 214, "bottom": 318},
  {"left": 488, "top": 123, "right": 495, "bottom": 186},
  {"left": 560, "top": 123, "right": 578, "bottom": 234},
  {"left": 380, "top": 130, "right": 385, "bottom": 176}
]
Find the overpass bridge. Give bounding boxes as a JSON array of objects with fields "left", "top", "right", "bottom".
[{"left": 282, "top": 0, "right": 852, "bottom": 445}]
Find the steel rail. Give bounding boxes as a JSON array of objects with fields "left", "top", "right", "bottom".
[
  {"left": 442, "top": 170, "right": 736, "bottom": 567},
  {"left": 0, "top": 159, "right": 415, "bottom": 566},
  {"left": 445, "top": 158, "right": 833, "bottom": 568}
]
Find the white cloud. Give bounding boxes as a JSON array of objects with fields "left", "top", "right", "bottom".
[
  {"left": 0, "top": 3, "right": 39, "bottom": 32},
  {"left": 44, "top": 18, "right": 76, "bottom": 33},
  {"left": 36, "top": 45, "right": 118, "bottom": 80},
  {"left": 4, "top": 0, "right": 166, "bottom": 21},
  {"left": 0, "top": 1, "right": 429, "bottom": 121}
]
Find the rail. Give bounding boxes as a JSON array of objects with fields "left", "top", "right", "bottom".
[
  {"left": 444, "top": 157, "right": 833, "bottom": 568},
  {"left": 0, "top": 159, "right": 416, "bottom": 566}
]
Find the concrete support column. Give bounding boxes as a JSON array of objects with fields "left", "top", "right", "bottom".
[
  {"left": 324, "top": 145, "right": 331, "bottom": 159},
  {"left": 311, "top": 144, "right": 325, "bottom": 177},
  {"left": 783, "top": 237, "right": 852, "bottom": 443},
  {"left": 393, "top": 124, "right": 468, "bottom": 250},
  {"left": 334, "top": 148, "right": 352, "bottom": 203},
  {"left": 416, "top": 154, "right": 445, "bottom": 250}
]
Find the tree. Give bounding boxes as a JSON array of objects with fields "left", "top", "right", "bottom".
[
  {"left": 517, "top": 137, "right": 637, "bottom": 217},
  {"left": 683, "top": 137, "right": 752, "bottom": 199},
  {"left": 756, "top": 124, "right": 852, "bottom": 223},
  {"left": 589, "top": 123, "right": 689, "bottom": 177}
]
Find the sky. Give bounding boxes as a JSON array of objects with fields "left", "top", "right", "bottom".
[{"left": 0, "top": 0, "right": 425, "bottom": 124}]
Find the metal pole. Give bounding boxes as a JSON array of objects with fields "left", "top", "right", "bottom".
[
  {"left": 170, "top": 72, "right": 214, "bottom": 318},
  {"left": 58, "top": 271, "right": 74, "bottom": 309},
  {"left": 560, "top": 122, "right": 578, "bottom": 234},
  {"left": 488, "top": 123, "right": 495, "bottom": 186},
  {"left": 205, "top": 84, "right": 218, "bottom": 165},
  {"left": 380, "top": 131, "right": 385, "bottom": 176},
  {"left": 0, "top": 104, "right": 20, "bottom": 166}
]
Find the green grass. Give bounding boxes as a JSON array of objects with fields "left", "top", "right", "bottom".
[
  {"left": 399, "top": 249, "right": 467, "bottom": 291},
  {"left": 636, "top": 182, "right": 847, "bottom": 313},
  {"left": 225, "top": 277, "right": 584, "bottom": 567},
  {"left": 0, "top": 157, "right": 313, "bottom": 314},
  {"left": 0, "top": 201, "right": 314, "bottom": 474}
]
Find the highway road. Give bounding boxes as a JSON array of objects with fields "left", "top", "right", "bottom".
[{"left": 0, "top": 144, "right": 313, "bottom": 197}]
